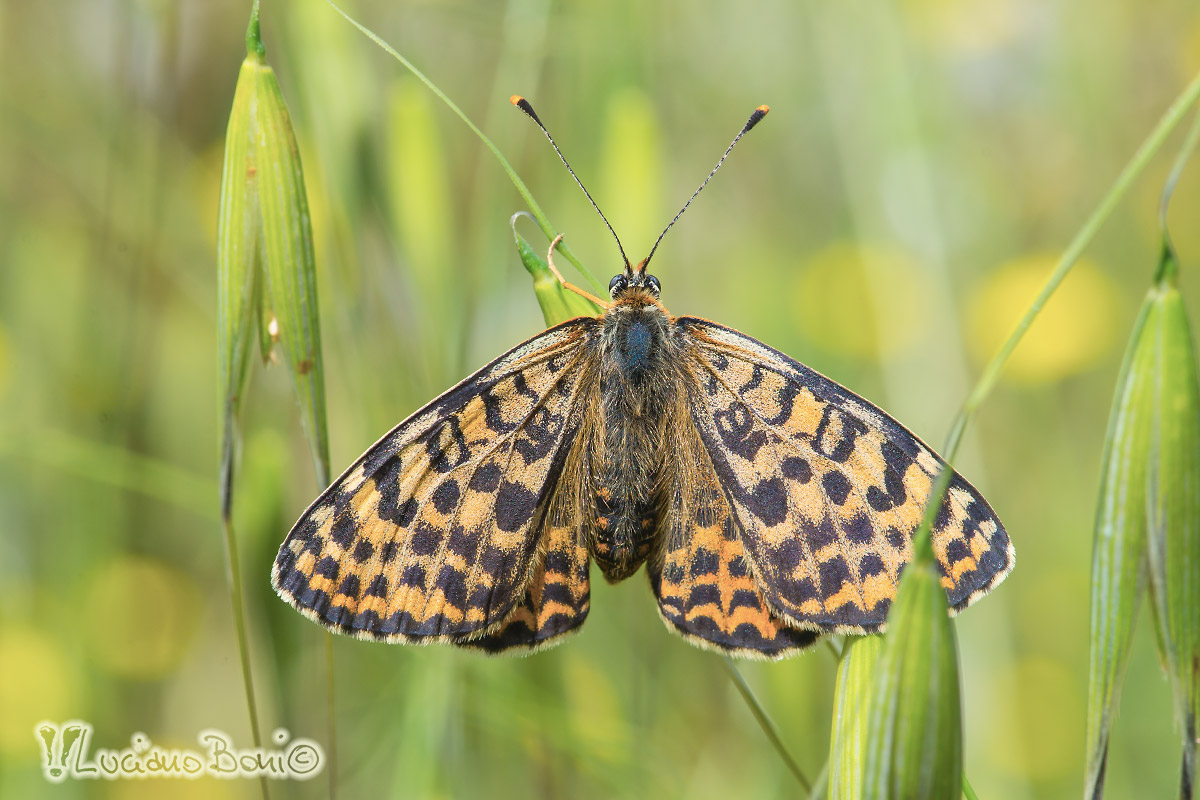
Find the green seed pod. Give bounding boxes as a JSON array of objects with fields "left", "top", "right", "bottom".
[
  {"left": 830, "top": 634, "right": 883, "bottom": 800},
  {"left": 1084, "top": 285, "right": 1156, "bottom": 798},
  {"left": 511, "top": 213, "right": 603, "bottom": 327},
  {"left": 1143, "top": 248, "right": 1200, "bottom": 795},
  {"left": 217, "top": 1, "right": 330, "bottom": 510},
  {"left": 217, "top": 15, "right": 263, "bottom": 514},
  {"left": 862, "top": 469, "right": 963, "bottom": 800},
  {"left": 1084, "top": 243, "right": 1200, "bottom": 797}
]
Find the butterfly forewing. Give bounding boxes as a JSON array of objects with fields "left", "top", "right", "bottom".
[
  {"left": 273, "top": 318, "right": 597, "bottom": 643},
  {"left": 677, "top": 318, "right": 1013, "bottom": 634}
]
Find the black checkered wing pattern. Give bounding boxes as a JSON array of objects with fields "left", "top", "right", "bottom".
[
  {"left": 677, "top": 318, "right": 1014, "bottom": 634},
  {"left": 273, "top": 318, "right": 597, "bottom": 646}
]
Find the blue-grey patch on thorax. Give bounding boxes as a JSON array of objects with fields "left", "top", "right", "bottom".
[{"left": 617, "top": 318, "right": 654, "bottom": 375}]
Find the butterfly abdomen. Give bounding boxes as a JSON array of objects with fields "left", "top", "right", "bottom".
[
  {"left": 587, "top": 294, "right": 679, "bottom": 582},
  {"left": 590, "top": 483, "right": 658, "bottom": 581}
]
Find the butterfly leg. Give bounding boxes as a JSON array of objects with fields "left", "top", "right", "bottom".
[{"left": 547, "top": 234, "right": 611, "bottom": 309}]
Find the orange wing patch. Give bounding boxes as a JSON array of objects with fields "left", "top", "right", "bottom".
[
  {"left": 649, "top": 425, "right": 818, "bottom": 658},
  {"left": 677, "top": 318, "right": 1013, "bottom": 634},
  {"left": 273, "top": 319, "right": 597, "bottom": 643}
]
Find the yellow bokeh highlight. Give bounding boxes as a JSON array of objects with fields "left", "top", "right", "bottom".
[
  {"left": 966, "top": 254, "right": 1121, "bottom": 383},
  {"left": 0, "top": 626, "right": 82, "bottom": 760},
  {"left": 82, "top": 556, "right": 201, "bottom": 680},
  {"left": 793, "top": 241, "right": 932, "bottom": 360}
]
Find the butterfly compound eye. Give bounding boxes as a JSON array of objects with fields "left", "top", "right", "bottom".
[
  {"left": 645, "top": 275, "right": 661, "bottom": 297},
  {"left": 608, "top": 274, "right": 628, "bottom": 298}
]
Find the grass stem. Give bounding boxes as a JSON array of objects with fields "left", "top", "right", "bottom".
[
  {"left": 221, "top": 514, "right": 270, "bottom": 800},
  {"left": 720, "top": 656, "right": 811, "bottom": 795},
  {"left": 1160, "top": 107, "right": 1200, "bottom": 232}
]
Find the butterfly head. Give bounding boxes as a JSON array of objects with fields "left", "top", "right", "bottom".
[{"left": 609, "top": 263, "right": 661, "bottom": 301}]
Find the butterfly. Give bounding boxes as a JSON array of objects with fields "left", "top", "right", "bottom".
[{"left": 272, "top": 98, "right": 1014, "bottom": 659}]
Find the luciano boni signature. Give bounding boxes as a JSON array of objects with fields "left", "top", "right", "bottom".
[{"left": 36, "top": 721, "right": 323, "bottom": 783}]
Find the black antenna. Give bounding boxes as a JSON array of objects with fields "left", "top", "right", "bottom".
[
  {"left": 510, "top": 95, "right": 631, "bottom": 271},
  {"left": 641, "top": 105, "right": 769, "bottom": 273}
]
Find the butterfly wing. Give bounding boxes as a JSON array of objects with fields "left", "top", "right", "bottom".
[
  {"left": 456, "top": 515, "right": 591, "bottom": 653},
  {"left": 676, "top": 317, "right": 1013, "bottom": 634},
  {"left": 273, "top": 318, "right": 597, "bottom": 645},
  {"left": 649, "top": 426, "right": 820, "bottom": 658}
]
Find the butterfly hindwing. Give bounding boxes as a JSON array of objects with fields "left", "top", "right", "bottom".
[
  {"left": 677, "top": 317, "right": 1013, "bottom": 634},
  {"left": 464, "top": 398, "right": 603, "bottom": 653},
  {"left": 649, "top": 429, "right": 820, "bottom": 658},
  {"left": 457, "top": 516, "right": 591, "bottom": 653},
  {"left": 272, "top": 318, "right": 597, "bottom": 643}
]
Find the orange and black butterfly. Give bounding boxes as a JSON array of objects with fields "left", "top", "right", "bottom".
[{"left": 273, "top": 98, "right": 1013, "bottom": 659}]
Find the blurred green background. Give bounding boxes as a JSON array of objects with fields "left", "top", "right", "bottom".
[{"left": 3, "top": 1, "right": 1200, "bottom": 797}]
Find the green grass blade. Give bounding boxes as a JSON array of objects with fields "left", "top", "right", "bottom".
[
  {"left": 829, "top": 634, "right": 882, "bottom": 799},
  {"left": 862, "top": 468, "right": 962, "bottom": 800}
]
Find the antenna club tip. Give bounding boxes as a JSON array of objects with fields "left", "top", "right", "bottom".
[
  {"left": 745, "top": 105, "right": 770, "bottom": 131},
  {"left": 510, "top": 95, "right": 542, "bottom": 125}
]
